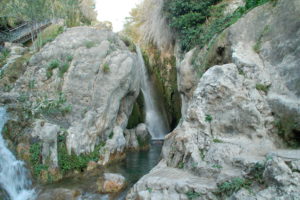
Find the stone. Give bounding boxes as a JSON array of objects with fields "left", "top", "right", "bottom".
[
  {"left": 16, "top": 143, "right": 30, "bottom": 161},
  {"left": 87, "top": 161, "right": 98, "bottom": 171},
  {"left": 98, "top": 126, "right": 126, "bottom": 165},
  {"left": 97, "top": 173, "right": 126, "bottom": 193},
  {"left": 32, "top": 120, "right": 60, "bottom": 168},
  {"left": 11, "top": 27, "right": 142, "bottom": 167},
  {"left": 125, "top": 123, "right": 151, "bottom": 150},
  {"left": 37, "top": 188, "right": 81, "bottom": 200}
]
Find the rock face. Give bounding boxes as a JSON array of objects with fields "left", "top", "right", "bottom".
[
  {"left": 128, "top": 0, "right": 300, "bottom": 199},
  {"left": 97, "top": 173, "right": 126, "bottom": 193},
  {"left": 14, "top": 27, "right": 141, "bottom": 159},
  {"left": 124, "top": 123, "right": 151, "bottom": 150},
  {"left": 32, "top": 120, "right": 60, "bottom": 168}
]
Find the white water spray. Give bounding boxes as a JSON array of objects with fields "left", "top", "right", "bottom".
[
  {"left": 137, "top": 47, "right": 169, "bottom": 140},
  {"left": 0, "top": 107, "right": 35, "bottom": 200}
]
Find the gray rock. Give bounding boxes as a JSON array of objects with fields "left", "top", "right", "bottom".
[
  {"left": 14, "top": 27, "right": 142, "bottom": 164},
  {"left": 97, "top": 173, "right": 126, "bottom": 193},
  {"left": 32, "top": 120, "right": 60, "bottom": 168},
  {"left": 129, "top": 0, "right": 300, "bottom": 199}
]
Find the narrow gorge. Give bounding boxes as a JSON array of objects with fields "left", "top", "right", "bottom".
[{"left": 0, "top": 0, "right": 299, "bottom": 199}]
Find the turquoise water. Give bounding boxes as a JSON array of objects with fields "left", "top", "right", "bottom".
[{"left": 41, "top": 142, "right": 163, "bottom": 200}]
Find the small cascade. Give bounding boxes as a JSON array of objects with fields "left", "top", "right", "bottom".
[
  {"left": 0, "top": 107, "right": 35, "bottom": 200},
  {"left": 137, "top": 47, "right": 170, "bottom": 140}
]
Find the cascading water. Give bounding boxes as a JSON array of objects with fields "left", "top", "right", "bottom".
[
  {"left": 0, "top": 107, "right": 35, "bottom": 200},
  {"left": 137, "top": 47, "right": 170, "bottom": 140}
]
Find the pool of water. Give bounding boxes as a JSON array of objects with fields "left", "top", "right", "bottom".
[{"left": 40, "top": 142, "right": 163, "bottom": 200}]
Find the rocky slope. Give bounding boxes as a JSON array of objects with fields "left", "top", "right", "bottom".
[
  {"left": 128, "top": 0, "right": 300, "bottom": 199},
  {"left": 0, "top": 27, "right": 150, "bottom": 182}
]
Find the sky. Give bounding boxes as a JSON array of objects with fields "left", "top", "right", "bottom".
[{"left": 95, "top": 0, "right": 142, "bottom": 32}]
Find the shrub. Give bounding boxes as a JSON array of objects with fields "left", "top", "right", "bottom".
[
  {"left": 57, "top": 134, "right": 105, "bottom": 173},
  {"left": 0, "top": 48, "right": 10, "bottom": 66},
  {"left": 205, "top": 114, "right": 213, "bottom": 122},
  {"left": 163, "top": 0, "right": 274, "bottom": 51},
  {"left": 186, "top": 191, "right": 202, "bottom": 199},
  {"left": 46, "top": 59, "right": 60, "bottom": 79},
  {"left": 120, "top": 35, "right": 137, "bottom": 52},
  {"left": 213, "top": 138, "right": 223, "bottom": 143},
  {"left": 29, "top": 142, "right": 49, "bottom": 177},
  {"left": 58, "top": 62, "right": 70, "bottom": 78},
  {"left": 102, "top": 63, "right": 110, "bottom": 73},
  {"left": 256, "top": 83, "right": 270, "bottom": 93},
  {"left": 84, "top": 40, "right": 96, "bottom": 48},
  {"left": 216, "top": 177, "right": 251, "bottom": 197},
  {"left": 34, "top": 25, "right": 64, "bottom": 50}
]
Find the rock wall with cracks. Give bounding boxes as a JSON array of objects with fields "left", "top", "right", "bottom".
[
  {"left": 127, "top": 0, "right": 300, "bottom": 199},
  {"left": 12, "top": 27, "right": 141, "bottom": 164}
]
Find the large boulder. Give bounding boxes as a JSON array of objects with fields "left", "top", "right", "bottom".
[
  {"left": 13, "top": 27, "right": 141, "bottom": 162},
  {"left": 97, "top": 173, "right": 126, "bottom": 193}
]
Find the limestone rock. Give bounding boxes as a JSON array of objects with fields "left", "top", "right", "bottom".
[
  {"left": 125, "top": 123, "right": 151, "bottom": 150},
  {"left": 129, "top": 0, "right": 300, "bottom": 199},
  {"left": 97, "top": 173, "right": 126, "bottom": 193},
  {"left": 87, "top": 161, "right": 98, "bottom": 171},
  {"left": 32, "top": 120, "right": 60, "bottom": 168},
  {"left": 12, "top": 27, "right": 141, "bottom": 166},
  {"left": 98, "top": 126, "right": 126, "bottom": 165},
  {"left": 176, "top": 49, "right": 198, "bottom": 117},
  {"left": 37, "top": 188, "right": 81, "bottom": 200}
]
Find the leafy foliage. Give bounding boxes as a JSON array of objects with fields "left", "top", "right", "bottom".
[
  {"left": 255, "top": 83, "right": 270, "bottom": 93},
  {"left": 29, "top": 142, "right": 49, "bottom": 177},
  {"left": 163, "top": 0, "right": 275, "bottom": 51},
  {"left": 186, "top": 191, "right": 202, "bottom": 199},
  {"left": 57, "top": 134, "right": 105, "bottom": 173},
  {"left": 34, "top": 24, "right": 64, "bottom": 50},
  {"left": 216, "top": 177, "right": 251, "bottom": 197}
]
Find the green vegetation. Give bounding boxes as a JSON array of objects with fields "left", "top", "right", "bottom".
[
  {"left": 0, "top": 49, "right": 10, "bottom": 67},
  {"left": 213, "top": 138, "right": 223, "bottom": 143},
  {"left": 0, "top": 52, "right": 32, "bottom": 88},
  {"left": 57, "top": 134, "right": 105, "bottom": 173},
  {"left": 275, "top": 118, "right": 300, "bottom": 148},
  {"left": 186, "top": 191, "right": 202, "bottom": 199},
  {"left": 46, "top": 57, "right": 71, "bottom": 79},
  {"left": 256, "top": 83, "right": 270, "bottom": 93},
  {"left": 29, "top": 142, "right": 49, "bottom": 177},
  {"left": 163, "top": 0, "right": 275, "bottom": 51},
  {"left": 205, "top": 114, "right": 213, "bottom": 122},
  {"left": 120, "top": 35, "right": 137, "bottom": 52},
  {"left": 1, "top": 0, "right": 96, "bottom": 33},
  {"left": 127, "top": 93, "right": 145, "bottom": 129},
  {"left": 212, "top": 164, "right": 223, "bottom": 169},
  {"left": 66, "top": 55, "right": 73, "bottom": 62},
  {"left": 84, "top": 40, "right": 96, "bottom": 49},
  {"left": 31, "top": 93, "right": 72, "bottom": 117},
  {"left": 28, "top": 80, "right": 35, "bottom": 89},
  {"left": 253, "top": 25, "right": 270, "bottom": 53},
  {"left": 216, "top": 177, "right": 251, "bottom": 197},
  {"left": 46, "top": 59, "right": 60, "bottom": 79},
  {"left": 58, "top": 62, "right": 70, "bottom": 78},
  {"left": 216, "top": 159, "right": 269, "bottom": 196},
  {"left": 108, "top": 132, "right": 114, "bottom": 139},
  {"left": 102, "top": 63, "right": 110, "bottom": 73},
  {"left": 177, "top": 161, "right": 184, "bottom": 169},
  {"left": 34, "top": 25, "right": 64, "bottom": 50}
]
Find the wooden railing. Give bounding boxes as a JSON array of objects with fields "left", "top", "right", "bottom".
[{"left": 0, "top": 20, "right": 52, "bottom": 44}]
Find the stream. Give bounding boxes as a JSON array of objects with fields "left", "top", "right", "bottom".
[{"left": 41, "top": 142, "right": 163, "bottom": 200}]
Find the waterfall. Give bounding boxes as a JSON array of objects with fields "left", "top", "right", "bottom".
[
  {"left": 137, "top": 47, "right": 169, "bottom": 140},
  {"left": 0, "top": 107, "right": 35, "bottom": 200}
]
